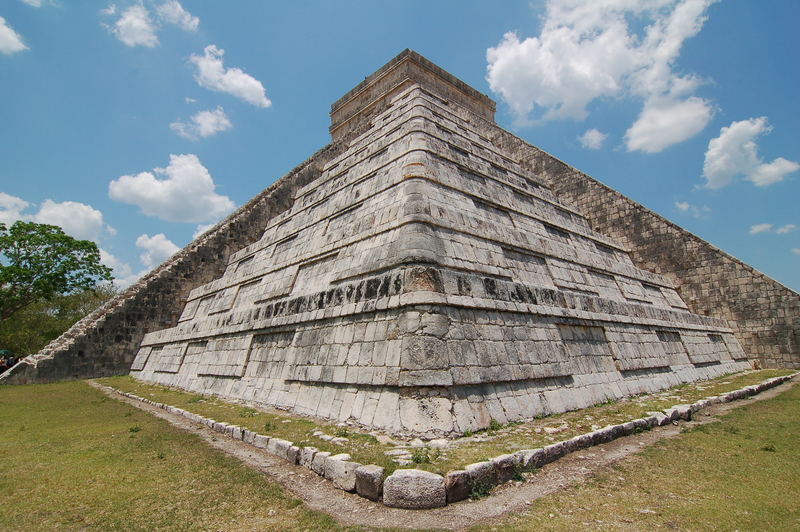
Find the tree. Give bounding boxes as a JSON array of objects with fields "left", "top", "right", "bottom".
[
  {"left": 0, "top": 285, "right": 118, "bottom": 355},
  {"left": 0, "top": 221, "right": 113, "bottom": 323}
]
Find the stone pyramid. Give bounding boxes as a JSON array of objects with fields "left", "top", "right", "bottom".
[{"left": 130, "top": 50, "right": 750, "bottom": 437}]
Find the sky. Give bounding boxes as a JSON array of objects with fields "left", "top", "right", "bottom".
[{"left": 0, "top": 0, "right": 798, "bottom": 291}]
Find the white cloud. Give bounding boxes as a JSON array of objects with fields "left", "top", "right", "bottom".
[
  {"left": 170, "top": 106, "right": 232, "bottom": 140},
  {"left": 156, "top": 0, "right": 199, "bottom": 31},
  {"left": 20, "top": 0, "right": 42, "bottom": 7},
  {"left": 748, "top": 223, "right": 772, "bottom": 236},
  {"left": 100, "top": 248, "right": 142, "bottom": 288},
  {"left": 136, "top": 233, "right": 179, "bottom": 269},
  {"left": 793, "top": 248, "right": 800, "bottom": 256},
  {"left": 190, "top": 45, "right": 271, "bottom": 108},
  {"left": 702, "top": 117, "right": 800, "bottom": 189},
  {"left": 100, "top": 4, "right": 117, "bottom": 16},
  {"left": 0, "top": 16, "right": 28, "bottom": 54},
  {"left": 111, "top": 4, "right": 158, "bottom": 48},
  {"left": 0, "top": 193, "right": 112, "bottom": 242},
  {"left": 625, "top": 96, "right": 712, "bottom": 153},
  {"left": 748, "top": 157, "right": 800, "bottom": 187},
  {"left": 674, "top": 200, "right": 710, "bottom": 218},
  {"left": 486, "top": 0, "right": 715, "bottom": 150},
  {"left": 108, "top": 153, "right": 235, "bottom": 223},
  {"left": 32, "top": 200, "right": 114, "bottom": 242},
  {"left": 184, "top": 96, "right": 197, "bottom": 104},
  {"left": 578, "top": 128, "right": 607, "bottom": 149},
  {"left": 192, "top": 223, "right": 216, "bottom": 239},
  {"left": 0, "top": 192, "right": 30, "bottom": 225},
  {"left": 776, "top": 224, "right": 797, "bottom": 235}
]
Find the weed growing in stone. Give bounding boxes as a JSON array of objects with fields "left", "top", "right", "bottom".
[
  {"left": 411, "top": 447, "right": 441, "bottom": 464},
  {"left": 469, "top": 482, "right": 492, "bottom": 500}
]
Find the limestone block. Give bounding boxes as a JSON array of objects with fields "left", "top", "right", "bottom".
[
  {"left": 326, "top": 456, "right": 360, "bottom": 492},
  {"left": 300, "top": 446, "right": 318, "bottom": 469},
  {"left": 312, "top": 451, "right": 332, "bottom": 476},
  {"left": 253, "top": 434, "right": 270, "bottom": 449},
  {"left": 286, "top": 445, "right": 300, "bottom": 465},
  {"left": 267, "top": 438, "right": 292, "bottom": 459},
  {"left": 490, "top": 453, "right": 519, "bottom": 484},
  {"left": 445, "top": 470, "right": 470, "bottom": 503},
  {"left": 465, "top": 461, "right": 497, "bottom": 488},
  {"left": 383, "top": 469, "right": 446, "bottom": 509},
  {"left": 355, "top": 464, "right": 384, "bottom": 501}
]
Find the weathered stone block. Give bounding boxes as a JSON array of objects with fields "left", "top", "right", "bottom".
[
  {"left": 355, "top": 464, "right": 384, "bottom": 501},
  {"left": 383, "top": 469, "right": 446, "bottom": 509},
  {"left": 445, "top": 470, "right": 470, "bottom": 503}
]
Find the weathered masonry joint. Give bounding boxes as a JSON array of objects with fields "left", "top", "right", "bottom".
[{"left": 4, "top": 51, "right": 797, "bottom": 435}]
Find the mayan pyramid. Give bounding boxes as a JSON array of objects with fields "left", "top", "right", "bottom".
[{"left": 126, "top": 51, "right": 751, "bottom": 437}]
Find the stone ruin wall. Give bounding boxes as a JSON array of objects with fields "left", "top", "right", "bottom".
[
  {"left": 489, "top": 132, "right": 799, "bottom": 369},
  {"left": 0, "top": 143, "right": 345, "bottom": 384}
]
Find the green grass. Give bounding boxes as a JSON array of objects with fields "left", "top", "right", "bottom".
[
  {"left": 427, "top": 369, "right": 793, "bottom": 474},
  {"left": 0, "top": 380, "right": 356, "bottom": 531},
  {"left": 100, "top": 371, "right": 791, "bottom": 477},
  {"left": 484, "top": 377, "right": 800, "bottom": 531},
  {"left": 98, "top": 375, "right": 399, "bottom": 473}
]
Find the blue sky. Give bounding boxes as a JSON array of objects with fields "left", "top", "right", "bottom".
[{"left": 1, "top": 0, "right": 798, "bottom": 291}]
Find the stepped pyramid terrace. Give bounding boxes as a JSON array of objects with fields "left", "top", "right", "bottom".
[
  {"left": 4, "top": 51, "right": 796, "bottom": 437},
  {"left": 126, "top": 51, "right": 752, "bottom": 437}
]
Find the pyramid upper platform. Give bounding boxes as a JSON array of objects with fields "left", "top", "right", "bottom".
[{"left": 330, "top": 49, "right": 496, "bottom": 141}]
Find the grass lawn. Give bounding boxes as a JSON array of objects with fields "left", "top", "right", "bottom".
[
  {"left": 0, "top": 380, "right": 354, "bottom": 531},
  {"left": 2, "top": 375, "right": 796, "bottom": 531},
  {"left": 99, "top": 370, "right": 792, "bottom": 476},
  {"left": 486, "top": 378, "right": 800, "bottom": 531}
]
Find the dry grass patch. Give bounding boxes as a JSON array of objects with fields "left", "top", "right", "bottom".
[
  {"left": 0, "top": 380, "right": 359, "bottom": 531},
  {"left": 485, "top": 376, "right": 800, "bottom": 531}
]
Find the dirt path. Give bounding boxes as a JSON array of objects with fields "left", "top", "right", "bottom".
[{"left": 88, "top": 377, "right": 797, "bottom": 531}]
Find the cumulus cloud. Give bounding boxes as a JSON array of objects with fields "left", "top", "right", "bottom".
[
  {"left": 156, "top": 0, "right": 199, "bottom": 31},
  {"left": 170, "top": 106, "right": 232, "bottom": 140},
  {"left": 0, "top": 16, "right": 28, "bottom": 54},
  {"left": 0, "top": 192, "right": 113, "bottom": 242},
  {"left": 100, "top": 248, "right": 141, "bottom": 288},
  {"left": 748, "top": 223, "right": 772, "bottom": 236},
  {"left": 624, "top": 96, "right": 712, "bottom": 153},
  {"left": 702, "top": 117, "right": 800, "bottom": 189},
  {"left": 578, "top": 128, "right": 607, "bottom": 149},
  {"left": 33, "top": 200, "right": 114, "bottom": 241},
  {"left": 0, "top": 192, "right": 30, "bottom": 225},
  {"left": 136, "top": 233, "right": 180, "bottom": 269},
  {"left": 105, "top": 1, "right": 197, "bottom": 47},
  {"left": 486, "top": 0, "right": 714, "bottom": 151},
  {"left": 190, "top": 45, "right": 271, "bottom": 108},
  {"left": 776, "top": 224, "right": 797, "bottom": 235},
  {"left": 108, "top": 153, "right": 235, "bottom": 223},
  {"left": 110, "top": 4, "right": 158, "bottom": 47},
  {"left": 674, "top": 200, "right": 710, "bottom": 218}
]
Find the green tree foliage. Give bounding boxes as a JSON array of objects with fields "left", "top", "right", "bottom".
[
  {"left": 0, "top": 285, "right": 117, "bottom": 356},
  {"left": 0, "top": 221, "right": 113, "bottom": 323}
]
